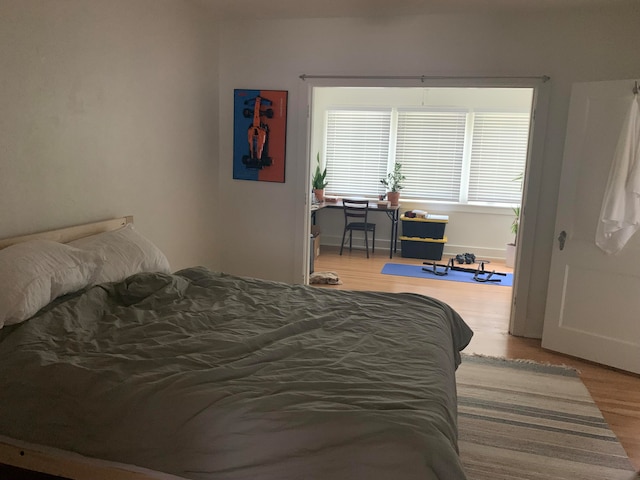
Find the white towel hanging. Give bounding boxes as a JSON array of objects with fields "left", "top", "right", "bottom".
[{"left": 596, "top": 93, "right": 640, "bottom": 254}]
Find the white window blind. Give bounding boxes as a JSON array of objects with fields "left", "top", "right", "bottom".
[
  {"left": 322, "top": 107, "right": 531, "bottom": 205},
  {"left": 325, "top": 109, "right": 391, "bottom": 197},
  {"left": 468, "top": 112, "right": 530, "bottom": 204},
  {"left": 395, "top": 111, "right": 467, "bottom": 201}
]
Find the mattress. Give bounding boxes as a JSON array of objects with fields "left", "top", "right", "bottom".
[{"left": 0, "top": 267, "right": 473, "bottom": 480}]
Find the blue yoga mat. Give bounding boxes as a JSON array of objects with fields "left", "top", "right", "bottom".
[{"left": 381, "top": 263, "right": 513, "bottom": 286}]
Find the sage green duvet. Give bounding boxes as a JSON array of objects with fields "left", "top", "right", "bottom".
[{"left": 0, "top": 267, "right": 472, "bottom": 480}]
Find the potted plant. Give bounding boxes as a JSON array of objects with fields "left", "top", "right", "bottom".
[
  {"left": 312, "top": 152, "right": 328, "bottom": 202},
  {"left": 380, "top": 162, "right": 405, "bottom": 206},
  {"left": 506, "top": 206, "right": 520, "bottom": 268},
  {"left": 506, "top": 172, "right": 523, "bottom": 268}
]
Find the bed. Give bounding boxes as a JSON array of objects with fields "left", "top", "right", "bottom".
[{"left": 0, "top": 217, "right": 473, "bottom": 480}]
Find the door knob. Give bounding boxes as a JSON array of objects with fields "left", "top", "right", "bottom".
[{"left": 558, "top": 230, "right": 567, "bottom": 251}]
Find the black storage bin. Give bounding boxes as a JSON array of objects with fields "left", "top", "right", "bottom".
[
  {"left": 401, "top": 214, "right": 448, "bottom": 239},
  {"left": 400, "top": 236, "right": 447, "bottom": 260}
]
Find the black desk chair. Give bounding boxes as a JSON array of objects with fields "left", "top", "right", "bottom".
[{"left": 340, "top": 199, "right": 376, "bottom": 258}]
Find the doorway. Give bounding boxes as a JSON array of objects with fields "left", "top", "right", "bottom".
[{"left": 301, "top": 76, "right": 550, "bottom": 336}]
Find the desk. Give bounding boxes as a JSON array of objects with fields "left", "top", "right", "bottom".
[{"left": 311, "top": 200, "right": 400, "bottom": 259}]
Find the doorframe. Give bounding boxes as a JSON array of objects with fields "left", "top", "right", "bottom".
[{"left": 297, "top": 75, "right": 551, "bottom": 337}]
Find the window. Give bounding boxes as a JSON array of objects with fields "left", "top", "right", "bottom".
[
  {"left": 467, "top": 112, "right": 530, "bottom": 204},
  {"left": 325, "top": 109, "right": 391, "bottom": 197},
  {"left": 396, "top": 110, "right": 467, "bottom": 202},
  {"left": 322, "top": 96, "right": 531, "bottom": 206}
]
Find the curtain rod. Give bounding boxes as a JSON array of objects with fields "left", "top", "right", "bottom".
[{"left": 299, "top": 74, "right": 551, "bottom": 82}]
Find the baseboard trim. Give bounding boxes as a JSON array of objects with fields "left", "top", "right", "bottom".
[{"left": 320, "top": 235, "right": 508, "bottom": 261}]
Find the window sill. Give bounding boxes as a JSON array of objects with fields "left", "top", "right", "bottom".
[
  {"left": 324, "top": 195, "right": 517, "bottom": 216},
  {"left": 399, "top": 199, "right": 517, "bottom": 216}
]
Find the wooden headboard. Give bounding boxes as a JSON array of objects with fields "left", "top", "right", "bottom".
[{"left": 0, "top": 216, "right": 133, "bottom": 250}]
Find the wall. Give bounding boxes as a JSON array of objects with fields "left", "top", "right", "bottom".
[
  {"left": 218, "top": 7, "right": 640, "bottom": 336},
  {"left": 0, "top": 0, "right": 220, "bottom": 271}
]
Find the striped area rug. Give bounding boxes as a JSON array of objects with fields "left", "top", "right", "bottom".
[{"left": 456, "top": 355, "right": 637, "bottom": 480}]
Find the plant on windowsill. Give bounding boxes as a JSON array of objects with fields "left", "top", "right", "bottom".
[
  {"left": 505, "top": 206, "right": 520, "bottom": 268},
  {"left": 510, "top": 206, "right": 521, "bottom": 241},
  {"left": 506, "top": 172, "right": 523, "bottom": 268},
  {"left": 380, "top": 162, "right": 406, "bottom": 206},
  {"left": 312, "top": 152, "right": 328, "bottom": 202}
]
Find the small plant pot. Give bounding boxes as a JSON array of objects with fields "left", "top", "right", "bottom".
[
  {"left": 314, "top": 189, "right": 325, "bottom": 202},
  {"left": 505, "top": 243, "right": 516, "bottom": 268},
  {"left": 387, "top": 192, "right": 400, "bottom": 206}
]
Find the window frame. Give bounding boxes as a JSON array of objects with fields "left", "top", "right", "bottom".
[
  {"left": 323, "top": 105, "right": 531, "bottom": 208},
  {"left": 323, "top": 107, "right": 393, "bottom": 198}
]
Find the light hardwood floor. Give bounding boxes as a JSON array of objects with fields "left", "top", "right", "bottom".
[{"left": 311, "top": 246, "right": 640, "bottom": 469}]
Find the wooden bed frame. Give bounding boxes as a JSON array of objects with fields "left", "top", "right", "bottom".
[
  {"left": 0, "top": 216, "right": 133, "bottom": 250},
  {"left": 0, "top": 437, "right": 178, "bottom": 480},
  {"left": 0, "top": 216, "right": 181, "bottom": 480}
]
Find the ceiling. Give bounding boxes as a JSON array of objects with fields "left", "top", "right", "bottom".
[{"left": 196, "top": 0, "right": 638, "bottom": 19}]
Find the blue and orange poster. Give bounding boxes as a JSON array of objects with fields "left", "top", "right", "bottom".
[{"left": 233, "top": 89, "right": 288, "bottom": 182}]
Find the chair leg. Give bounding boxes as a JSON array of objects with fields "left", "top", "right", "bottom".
[
  {"left": 364, "top": 230, "right": 369, "bottom": 258},
  {"left": 339, "top": 228, "right": 347, "bottom": 256},
  {"left": 349, "top": 230, "right": 353, "bottom": 251},
  {"left": 372, "top": 228, "right": 375, "bottom": 253}
]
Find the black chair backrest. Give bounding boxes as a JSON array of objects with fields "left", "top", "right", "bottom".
[{"left": 343, "top": 199, "right": 370, "bottom": 223}]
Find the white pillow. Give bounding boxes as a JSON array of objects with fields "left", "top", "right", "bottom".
[
  {"left": 0, "top": 239, "right": 103, "bottom": 328},
  {"left": 69, "top": 223, "right": 171, "bottom": 285}
]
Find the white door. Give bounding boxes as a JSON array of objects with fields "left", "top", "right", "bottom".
[{"left": 542, "top": 79, "right": 640, "bottom": 374}]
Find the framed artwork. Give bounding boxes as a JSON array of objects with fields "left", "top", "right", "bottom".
[{"left": 233, "top": 89, "right": 288, "bottom": 182}]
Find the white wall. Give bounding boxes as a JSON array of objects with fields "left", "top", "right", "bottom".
[
  {"left": 218, "top": 7, "right": 640, "bottom": 336},
  {"left": 0, "top": 0, "right": 220, "bottom": 271},
  {"left": 3, "top": 2, "right": 636, "bottom": 339}
]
